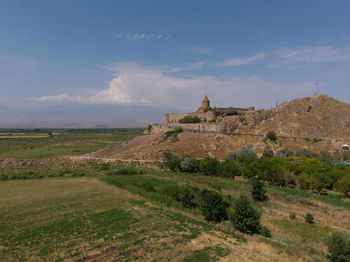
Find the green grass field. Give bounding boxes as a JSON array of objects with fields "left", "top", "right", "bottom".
[
  {"left": 0, "top": 129, "right": 142, "bottom": 159},
  {"left": 1, "top": 129, "right": 350, "bottom": 261}
]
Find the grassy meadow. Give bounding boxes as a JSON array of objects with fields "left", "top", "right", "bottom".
[
  {"left": 0, "top": 129, "right": 142, "bottom": 159},
  {"left": 0, "top": 129, "right": 350, "bottom": 261}
]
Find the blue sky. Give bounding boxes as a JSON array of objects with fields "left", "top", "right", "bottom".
[{"left": 0, "top": 0, "right": 349, "bottom": 126}]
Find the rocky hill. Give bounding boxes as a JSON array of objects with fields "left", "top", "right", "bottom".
[{"left": 233, "top": 94, "right": 350, "bottom": 139}]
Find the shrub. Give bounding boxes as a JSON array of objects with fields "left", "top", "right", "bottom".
[
  {"left": 162, "top": 184, "right": 181, "bottom": 201},
  {"left": 218, "top": 159, "right": 241, "bottom": 178},
  {"left": 200, "top": 189, "right": 229, "bottom": 222},
  {"left": 261, "top": 226, "right": 272, "bottom": 238},
  {"left": 163, "top": 152, "right": 181, "bottom": 171},
  {"left": 236, "top": 149, "right": 258, "bottom": 168},
  {"left": 142, "top": 181, "right": 156, "bottom": 192},
  {"left": 180, "top": 156, "right": 200, "bottom": 173},
  {"left": 327, "top": 232, "right": 350, "bottom": 262},
  {"left": 226, "top": 151, "right": 239, "bottom": 161},
  {"left": 295, "top": 149, "right": 318, "bottom": 159},
  {"left": 179, "top": 116, "right": 201, "bottom": 123},
  {"left": 304, "top": 212, "right": 315, "bottom": 224},
  {"left": 263, "top": 146, "right": 274, "bottom": 158},
  {"left": 335, "top": 174, "right": 350, "bottom": 196},
  {"left": 231, "top": 195, "right": 261, "bottom": 234},
  {"left": 174, "top": 126, "right": 183, "bottom": 133},
  {"left": 147, "top": 124, "right": 152, "bottom": 133},
  {"left": 179, "top": 187, "right": 198, "bottom": 209},
  {"left": 251, "top": 179, "right": 268, "bottom": 201},
  {"left": 266, "top": 131, "right": 277, "bottom": 142},
  {"left": 276, "top": 148, "right": 294, "bottom": 158},
  {"left": 200, "top": 157, "right": 219, "bottom": 176},
  {"left": 289, "top": 212, "right": 296, "bottom": 220}
]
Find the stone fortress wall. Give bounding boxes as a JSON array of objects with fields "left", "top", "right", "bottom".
[{"left": 162, "top": 96, "right": 255, "bottom": 134}]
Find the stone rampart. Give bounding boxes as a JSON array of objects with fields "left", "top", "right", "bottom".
[{"left": 165, "top": 123, "right": 224, "bottom": 133}]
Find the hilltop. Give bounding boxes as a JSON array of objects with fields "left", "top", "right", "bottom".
[
  {"left": 94, "top": 95, "right": 349, "bottom": 161},
  {"left": 237, "top": 94, "right": 350, "bottom": 139}
]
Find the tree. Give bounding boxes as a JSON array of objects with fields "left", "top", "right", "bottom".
[
  {"left": 200, "top": 189, "right": 229, "bottom": 222},
  {"left": 276, "top": 148, "right": 294, "bottom": 158},
  {"left": 200, "top": 157, "right": 219, "bottom": 176},
  {"left": 231, "top": 195, "right": 261, "bottom": 234},
  {"left": 163, "top": 152, "right": 181, "bottom": 171},
  {"left": 327, "top": 232, "right": 350, "bottom": 262},
  {"left": 304, "top": 212, "right": 315, "bottom": 224},
  {"left": 218, "top": 159, "right": 241, "bottom": 178},
  {"left": 251, "top": 179, "right": 268, "bottom": 201},
  {"left": 335, "top": 174, "right": 350, "bottom": 196},
  {"left": 179, "top": 187, "right": 198, "bottom": 209},
  {"left": 266, "top": 131, "right": 277, "bottom": 142},
  {"left": 179, "top": 116, "right": 201, "bottom": 123}
]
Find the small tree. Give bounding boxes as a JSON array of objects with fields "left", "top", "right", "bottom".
[
  {"left": 231, "top": 195, "right": 261, "bottom": 234},
  {"left": 335, "top": 175, "right": 350, "bottom": 196},
  {"left": 200, "top": 157, "right": 219, "bottom": 176},
  {"left": 304, "top": 212, "right": 315, "bottom": 224},
  {"left": 218, "top": 159, "right": 241, "bottom": 178},
  {"left": 163, "top": 152, "right": 181, "bottom": 171},
  {"left": 327, "top": 232, "right": 350, "bottom": 262},
  {"left": 276, "top": 148, "right": 294, "bottom": 158},
  {"left": 251, "top": 179, "right": 268, "bottom": 201},
  {"left": 266, "top": 131, "right": 277, "bottom": 142},
  {"left": 180, "top": 187, "right": 198, "bottom": 209},
  {"left": 200, "top": 189, "right": 229, "bottom": 222}
]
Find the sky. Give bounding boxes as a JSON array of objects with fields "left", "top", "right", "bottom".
[{"left": 0, "top": 0, "right": 349, "bottom": 127}]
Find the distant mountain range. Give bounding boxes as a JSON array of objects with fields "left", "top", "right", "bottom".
[{"left": 0, "top": 104, "right": 179, "bottom": 128}]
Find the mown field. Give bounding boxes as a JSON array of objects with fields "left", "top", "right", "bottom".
[
  {"left": 1, "top": 129, "right": 350, "bottom": 261},
  {"left": 0, "top": 129, "right": 142, "bottom": 159},
  {"left": 1, "top": 166, "right": 350, "bottom": 261}
]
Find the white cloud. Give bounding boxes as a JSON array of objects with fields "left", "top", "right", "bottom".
[
  {"left": 216, "top": 53, "right": 267, "bottom": 67},
  {"left": 268, "top": 46, "right": 350, "bottom": 68},
  {"left": 114, "top": 32, "right": 172, "bottom": 40},
  {"left": 33, "top": 62, "right": 315, "bottom": 109}
]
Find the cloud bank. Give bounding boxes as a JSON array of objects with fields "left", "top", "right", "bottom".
[{"left": 34, "top": 62, "right": 316, "bottom": 109}]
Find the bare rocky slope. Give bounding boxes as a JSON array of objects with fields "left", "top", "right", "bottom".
[
  {"left": 94, "top": 95, "right": 349, "bottom": 161},
  {"left": 235, "top": 94, "right": 350, "bottom": 139}
]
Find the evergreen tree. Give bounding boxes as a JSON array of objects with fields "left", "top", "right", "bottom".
[
  {"left": 251, "top": 179, "right": 268, "bottom": 201},
  {"left": 327, "top": 232, "right": 350, "bottom": 262},
  {"left": 304, "top": 212, "right": 315, "bottom": 224},
  {"left": 231, "top": 195, "right": 261, "bottom": 234},
  {"left": 200, "top": 189, "right": 228, "bottom": 222}
]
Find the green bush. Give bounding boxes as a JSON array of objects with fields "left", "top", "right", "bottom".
[
  {"left": 200, "top": 157, "right": 219, "bottom": 176},
  {"left": 266, "top": 131, "right": 277, "bottom": 142},
  {"left": 179, "top": 116, "right": 201, "bottom": 123},
  {"left": 180, "top": 156, "right": 200, "bottom": 173},
  {"left": 231, "top": 195, "right": 261, "bottom": 234},
  {"left": 180, "top": 187, "right": 198, "bottom": 209},
  {"left": 174, "top": 126, "right": 183, "bottom": 133},
  {"left": 289, "top": 212, "right": 296, "bottom": 220},
  {"left": 304, "top": 212, "right": 315, "bottom": 224},
  {"left": 107, "top": 167, "right": 141, "bottom": 176},
  {"left": 142, "top": 181, "right": 156, "bottom": 192},
  {"left": 263, "top": 146, "right": 274, "bottom": 158},
  {"left": 200, "top": 189, "right": 229, "bottom": 222},
  {"left": 251, "top": 179, "right": 268, "bottom": 201},
  {"left": 276, "top": 148, "right": 294, "bottom": 158},
  {"left": 162, "top": 184, "right": 181, "bottom": 201},
  {"left": 163, "top": 152, "right": 181, "bottom": 171},
  {"left": 218, "top": 159, "right": 241, "bottom": 178},
  {"left": 335, "top": 174, "right": 350, "bottom": 196},
  {"left": 327, "top": 231, "right": 350, "bottom": 262},
  {"left": 261, "top": 226, "right": 272, "bottom": 238}
]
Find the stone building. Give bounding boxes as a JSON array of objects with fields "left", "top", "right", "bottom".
[{"left": 163, "top": 95, "right": 255, "bottom": 127}]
